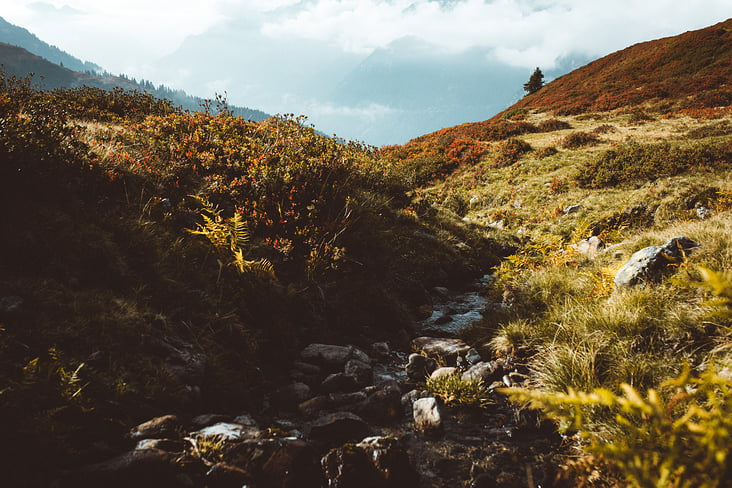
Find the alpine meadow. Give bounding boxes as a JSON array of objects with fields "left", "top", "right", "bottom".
[{"left": 1, "top": 14, "right": 731, "bottom": 488}]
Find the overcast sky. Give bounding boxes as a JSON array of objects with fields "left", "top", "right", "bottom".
[{"left": 2, "top": 0, "right": 730, "bottom": 77}]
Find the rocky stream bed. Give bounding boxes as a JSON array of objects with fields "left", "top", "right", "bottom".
[{"left": 55, "top": 279, "right": 567, "bottom": 488}]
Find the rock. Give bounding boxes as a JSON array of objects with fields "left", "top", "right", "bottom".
[
  {"left": 292, "top": 361, "right": 322, "bottom": 375},
  {"left": 260, "top": 439, "right": 324, "bottom": 488},
  {"left": 345, "top": 359, "right": 373, "bottom": 387},
  {"left": 412, "top": 337, "right": 471, "bottom": 364},
  {"left": 300, "top": 344, "right": 371, "bottom": 370},
  {"left": 320, "top": 373, "right": 358, "bottom": 393},
  {"left": 322, "top": 444, "right": 385, "bottom": 488},
  {"left": 401, "top": 389, "right": 431, "bottom": 408},
  {"left": 406, "top": 354, "right": 438, "bottom": 382},
  {"left": 231, "top": 413, "right": 257, "bottom": 427},
  {"left": 204, "top": 463, "right": 252, "bottom": 488},
  {"left": 331, "top": 391, "right": 369, "bottom": 408},
  {"left": 273, "top": 382, "right": 313, "bottom": 409},
  {"left": 129, "top": 415, "right": 181, "bottom": 441},
  {"left": 189, "top": 414, "right": 231, "bottom": 430},
  {"left": 353, "top": 382, "right": 402, "bottom": 425},
  {"left": 573, "top": 235, "right": 604, "bottom": 257},
  {"left": 462, "top": 361, "right": 503, "bottom": 384},
  {"left": 134, "top": 439, "right": 188, "bottom": 452},
  {"left": 696, "top": 204, "right": 712, "bottom": 219},
  {"left": 309, "top": 412, "right": 370, "bottom": 446},
  {"left": 371, "top": 342, "right": 391, "bottom": 360},
  {"left": 416, "top": 304, "right": 434, "bottom": 320},
  {"left": 413, "top": 397, "right": 442, "bottom": 435},
  {"left": 430, "top": 367, "right": 458, "bottom": 380},
  {"left": 357, "top": 436, "right": 420, "bottom": 487},
  {"left": 299, "top": 395, "right": 333, "bottom": 416},
  {"left": 432, "top": 286, "right": 451, "bottom": 300},
  {"left": 190, "top": 422, "right": 257, "bottom": 442},
  {"left": 58, "top": 449, "right": 195, "bottom": 488},
  {"left": 465, "top": 348, "right": 482, "bottom": 365},
  {"left": 563, "top": 204, "right": 582, "bottom": 215},
  {"left": 0, "top": 296, "right": 23, "bottom": 313},
  {"left": 614, "top": 236, "right": 700, "bottom": 288}
]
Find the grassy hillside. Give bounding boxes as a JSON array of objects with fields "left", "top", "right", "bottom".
[{"left": 377, "top": 19, "right": 732, "bottom": 487}]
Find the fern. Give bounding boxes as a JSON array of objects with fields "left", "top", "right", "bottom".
[
  {"left": 188, "top": 195, "right": 275, "bottom": 279},
  {"left": 503, "top": 364, "right": 732, "bottom": 488}
]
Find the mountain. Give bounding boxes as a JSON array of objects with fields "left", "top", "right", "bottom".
[
  {"left": 499, "top": 17, "right": 732, "bottom": 116},
  {"left": 153, "top": 22, "right": 588, "bottom": 145},
  {"left": 0, "top": 15, "right": 101, "bottom": 73},
  {"left": 0, "top": 16, "right": 270, "bottom": 121},
  {"left": 398, "top": 18, "right": 732, "bottom": 151},
  {"left": 0, "top": 42, "right": 270, "bottom": 121}
]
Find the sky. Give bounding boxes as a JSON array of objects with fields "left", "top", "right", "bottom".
[
  {"left": 1, "top": 1, "right": 730, "bottom": 143},
  {"left": 2, "top": 0, "right": 730, "bottom": 76}
]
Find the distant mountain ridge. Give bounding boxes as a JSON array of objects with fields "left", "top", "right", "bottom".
[
  {"left": 0, "top": 16, "right": 101, "bottom": 73},
  {"left": 0, "top": 16, "right": 270, "bottom": 121}
]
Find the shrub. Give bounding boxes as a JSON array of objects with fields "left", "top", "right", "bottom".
[
  {"left": 492, "top": 138, "right": 532, "bottom": 168},
  {"left": 425, "top": 373, "right": 492, "bottom": 407},
  {"left": 536, "top": 146, "right": 558, "bottom": 159},
  {"left": 446, "top": 138, "right": 487, "bottom": 166},
  {"left": 536, "top": 119, "right": 572, "bottom": 132},
  {"left": 560, "top": 131, "right": 600, "bottom": 149}
]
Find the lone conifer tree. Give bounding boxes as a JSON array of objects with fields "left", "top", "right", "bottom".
[{"left": 523, "top": 67, "right": 544, "bottom": 95}]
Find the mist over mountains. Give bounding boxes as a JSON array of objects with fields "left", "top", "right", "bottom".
[
  {"left": 0, "top": 13, "right": 589, "bottom": 145},
  {"left": 149, "top": 21, "right": 590, "bottom": 145}
]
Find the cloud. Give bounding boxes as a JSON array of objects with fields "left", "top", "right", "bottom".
[{"left": 259, "top": 0, "right": 732, "bottom": 67}]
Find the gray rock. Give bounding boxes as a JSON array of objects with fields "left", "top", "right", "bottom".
[
  {"left": 465, "top": 348, "right": 482, "bottom": 365},
  {"left": 0, "top": 296, "right": 23, "bottom": 313},
  {"left": 320, "top": 372, "right": 357, "bottom": 393},
  {"left": 189, "top": 414, "right": 231, "bottom": 430},
  {"left": 371, "top": 342, "right": 391, "bottom": 360},
  {"left": 573, "top": 236, "right": 604, "bottom": 257},
  {"left": 614, "top": 236, "right": 700, "bottom": 288},
  {"left": 413, "top": 397, "right": 442, "bottom": 434},
  {"left": 274, "top": 382, "right": 313, "bottom": 409},
  {"left": 232, "top": 413, "right": 257, "bottom": 427},
  {"left": 190, "top": 422, "right": 257, "bottom": 442},
  {"left": 292, "top": 361, "right": 322, "bottom": 375},
  {"left": 411, "top": 337, "right": 471, "bottom": 363},
  {"left": 129, "top": 415, "right": 181, "bottom": 440},
  {"left": 430, "top": 367, "right": 458, "bottom": 380},
  {"left": 352, "top": 382, "right": 402, "bottom": 425},
  {"left": 58, "top": 448, "right": 194, "bottom": 488},
  {"left": 309, "top": 412, "right": 370, "bottom": 445},
  {"left": 357, "top": 436, "right": 420, "bottom": 487},
  {"left": 321, "top": 444, "right": 384, "bottom": 488},
  {"left": 401, "top": 389, "right": 431, "bottom": 408},
  {"left": 405, "top": 353, "right": 438, "bottom": 382},
  {"left": 462, "top": 361, "right": 503, "bottom": 384},
  {"left": 345, "top": 359, "right": 373, "bottom": 387},
  {"left": 300, "top": 344, "right": 371, "bottom": 370},
  {"left": 134, "top": 439, "right": 188, "bottom": 452},
  {"left": 204, "top": 463, "right": 252, "bottom": 488}
]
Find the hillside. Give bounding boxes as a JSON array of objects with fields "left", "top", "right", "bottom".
[
  {"left": 506, "top": 17, "right": 732, "bottom": 116},
  {"left": 0, "top": 41, "right": 270, "bottom": 121},
  {"left": 0, "top": 15, "right": 101, "bottom": 73},
  {"left": 1, "top": 18, "right": 732, "bottom": 488}
]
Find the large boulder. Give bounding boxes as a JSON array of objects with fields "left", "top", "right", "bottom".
[{"left": 614, "top": 236, "right": 700, "bottom": 288}]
